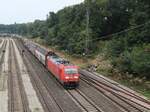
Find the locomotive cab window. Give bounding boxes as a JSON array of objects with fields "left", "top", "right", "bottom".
[{"left": 65, "top": 68, "right": 78, "bottom": 75}]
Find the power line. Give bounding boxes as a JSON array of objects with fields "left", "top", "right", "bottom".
[
  {"left": 29, "top": 20, "right": 150, "bottom": 56},
  {"left": 44, "top": 20, "right": 150, "bottom": 45},
  {"left": 87, "top": 20, "right": 150, "bottom": 42}
]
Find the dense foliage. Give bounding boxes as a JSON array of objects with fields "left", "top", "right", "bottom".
[{"left": 0, "top": 0, "right": 149, "bottom": 78}]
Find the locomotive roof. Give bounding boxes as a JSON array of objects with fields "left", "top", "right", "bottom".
[{"left": 49, "top": 54, "right": 71, "bottom": 66}]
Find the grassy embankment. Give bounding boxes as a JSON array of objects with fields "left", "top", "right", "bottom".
[{"left": 33, "top": 37, "right": 150, "bottom": 99}]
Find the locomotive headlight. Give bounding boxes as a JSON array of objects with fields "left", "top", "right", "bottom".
[
  {"left": 65, "top": 76, "right": 69, "bottom": 79},
  {"left": 74, "top": 76, "right": 79, "bottom": 79}
]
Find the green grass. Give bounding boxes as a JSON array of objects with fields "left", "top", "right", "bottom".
[
  {"left": 109, "top": 74, "right": 150, "bottom": 99},
  {"left": 131, "top": 85, "right": 150, "bottom": 99},
  {"left": 96, "top": 69, "right": 150, "bottom": 100}
]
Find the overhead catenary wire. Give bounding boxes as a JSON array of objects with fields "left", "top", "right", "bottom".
[
  {"left": 90, "top": 20, "right": 150, "bottom": 42},
  {"left": 27, "top": 20, "right": 150, "bottom": 56},
  {"left": 43, "top": 20, "right": 150, "bottom": 46},
  {"left": 25, "top": 20, "right": 150, "bottom": 57}
]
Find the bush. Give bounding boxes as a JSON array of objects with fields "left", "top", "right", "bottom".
[
  {"left": 112, "top": 44, "right": 150, "bottom": 79},
  {"left": 113, "top": 51, "right": 132, "bottom": 72},
  {"left": 130, "top": 45, "right": 150, "bottom": 78},
  {"left": 106, "top": 38, "right": 126, "bottom": 57}
]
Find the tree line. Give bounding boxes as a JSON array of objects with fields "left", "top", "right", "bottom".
[{"left": 0, "top": 0, "right": 149, "bottom": 79}]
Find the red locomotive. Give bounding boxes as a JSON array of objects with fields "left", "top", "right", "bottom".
[{"left": 24, "top": 40, "right": 80, "bottom": 88}]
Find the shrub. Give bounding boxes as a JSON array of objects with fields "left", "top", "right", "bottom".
[
  {"left": 114, "top": 51, "right": 132, "bottom": 73},
  {"left": 106, "top": 38, "right": 126, "bottom": 57},
  {"left": 112, "top": 44, "right": 150, "bottom": 79},
  {"left": 130, "top": 44, "right": 150, "bottom": 79}
]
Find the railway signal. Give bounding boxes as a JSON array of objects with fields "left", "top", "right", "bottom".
[
  {"left": 2, "top": 49, "right": 5, "bottom": 53},
  {"left": 21, "top": 49, "right": 25, "bottom": 72},
  {"left": 22, "top": 49, "right": 25, "bottom": 57},
  {"left": 2, "top": 50, "right": 5, "bottom": 72}
]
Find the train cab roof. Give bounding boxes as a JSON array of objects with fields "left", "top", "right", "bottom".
[{"left": 47, "top": 52, "right": 72, "bottom": 66}]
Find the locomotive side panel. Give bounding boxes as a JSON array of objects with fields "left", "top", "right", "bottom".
[{"left": 47, "top": 57, "right": 62, "bottom": 80}]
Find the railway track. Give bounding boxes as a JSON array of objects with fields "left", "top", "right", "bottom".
[
  {"left": 16, "top": 39, "right": 125, "bottom": 112},
  {"left": 16, "top": 38, "right": 118, "bottom": 112},
  {"left": 0, "top": 39, "right": 9, "bottom": 112},
  {"left": 80, "top": 70, "right": 150, "bottom": 112},
  {"left": 8, "top": 39, "right": 30, "bottom": 112},
  {"left": 13, "top": 39, "right": 45, "bottom": 112},
  {"left": 15, "top": 39, "right": 63, "bottom": 112},
  {"left": 0, "top": 40, "right": 7, "bottom": 67},
  {"left": 67, "top": 89, "right": 104, "bottom": 112},
  {"left": 15, "top": 39, "right": 83, "bottom": 112},
  {"left": 81, "top": 70, "right": 149, "bottom": 103},
  {"left": 14, "top": 38, "right": 150, "bottom": 112},
  {"left": 18, "top": 39, "right": 104, "bottom": 112},
  {"left": 0, "top": 39, "right": 2, "bottom": 44},
  {"left": 23, "top": 56, "right": 62, "bottom": 112},
  {"left": 8, "top": 39, "right": 14, "bottom": 112},
  {"left": 0, "top": 40, "right": 7, "bottom": 75},
  {"left": 79, "top": 79, "right": 128, "bottom": 112},
  {"left": 0, "top": 39, "right": 4, "bottom": 48},
  {"left": 20, "top": 45, "right": 63, "bottom": 112}
]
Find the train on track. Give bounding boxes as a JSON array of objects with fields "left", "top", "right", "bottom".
[{"left": 24, "top": 40, "right": 80, "bottom": 88}]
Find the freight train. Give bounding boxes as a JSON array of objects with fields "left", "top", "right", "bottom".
[{"left": 24, "top": 40, "right": 80, "bottom": 88}]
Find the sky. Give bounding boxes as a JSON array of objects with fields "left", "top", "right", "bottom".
[{"left": 0, "top": 0, "right": 84, "bottom": 24}]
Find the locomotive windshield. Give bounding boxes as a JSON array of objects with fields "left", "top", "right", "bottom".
[{"left": 65, "top": 68, "right": 78, "bottom": 74}]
